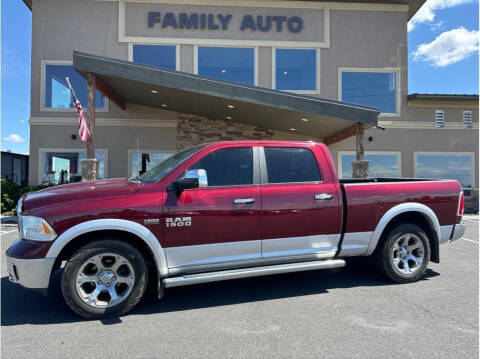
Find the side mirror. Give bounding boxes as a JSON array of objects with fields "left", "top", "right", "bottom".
[
  {"left": 168, "top": 169, "right": 208, "bottom": 192},
  {"left": 171, "top": 177, "right": 199, "bottom": 191},
  {"left": 185, "top": 169, "right": 208, "bottom": 187}
]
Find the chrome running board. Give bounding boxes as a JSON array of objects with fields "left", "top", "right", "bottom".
[{"left": 163, "top": 259, "right": 346, "bottom": 288}]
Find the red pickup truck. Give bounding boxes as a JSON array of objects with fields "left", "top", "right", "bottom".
[{"left": 6, "top": 141, "right": 465, "bottom": 318}]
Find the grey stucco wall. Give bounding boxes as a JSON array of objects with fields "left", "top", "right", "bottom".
[{"left": 407, "top": 102, "right": 479, "bottom": 123}]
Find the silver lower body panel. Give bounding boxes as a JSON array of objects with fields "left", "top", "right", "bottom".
[{"left": 163, "top": 259, "right": 346, "bottom": 288}]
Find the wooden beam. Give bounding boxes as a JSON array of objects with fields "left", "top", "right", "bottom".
[
  {"left": 355, "top": 123, "right": 365, "bottom": 161},
  {"left": 323, "top": 123, "right": 359, "bottom": 146},
  {"left": 86, "top": 73, "right": 95, "bottom": 159},
  {"left": 94, "top": 74, "right": 126, "bottom": 110}
]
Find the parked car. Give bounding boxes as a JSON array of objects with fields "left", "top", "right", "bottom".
[{"left": 6, "top": 141, "right": 465, "bottom": 318}]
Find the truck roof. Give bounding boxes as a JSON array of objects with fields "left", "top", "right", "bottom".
[{"left": 196, "top": 140, "right": 324, "bottom": 147}]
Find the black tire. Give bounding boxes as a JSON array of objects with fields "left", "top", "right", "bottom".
[
  {"left": 61, "top": 239, "right": 148, "bottom": 319},
  {"left": 374, "top": 223, "right": 431, "bottom": 283}
]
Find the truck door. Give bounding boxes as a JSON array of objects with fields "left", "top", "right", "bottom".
[
  {"left": 260, "top": 146, "right": 342, "bottom": 259},
  {"left": 163, "top": 146, "right": 262, "bottom": 270}
]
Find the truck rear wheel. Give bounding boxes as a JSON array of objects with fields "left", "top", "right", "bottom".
[
  {"left": 61, "top": 239, "right": 148, "bottom": 319},
  {"left": 374, "top": 223, "right": 430, "bottom": 283}
]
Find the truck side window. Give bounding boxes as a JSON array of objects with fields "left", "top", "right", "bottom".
[
  {"left": 264, "top": 147, "right": 321, "bottom": 184},
  {"left": 189, "top": 147, "right": 253, "bottom": 186}
]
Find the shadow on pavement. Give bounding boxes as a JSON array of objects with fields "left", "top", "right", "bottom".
[{"left": 1, "top": 258, "right": 439, "bottom": 326}]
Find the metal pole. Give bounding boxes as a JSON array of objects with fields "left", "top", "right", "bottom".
[{"left": 86, "top": 73, "right": 95, "bottom": 159}]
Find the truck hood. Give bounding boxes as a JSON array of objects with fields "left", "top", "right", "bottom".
[{"left": 21, "top": 178, "right": 141, "bottom": 213}]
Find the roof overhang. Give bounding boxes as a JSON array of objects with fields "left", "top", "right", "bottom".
[
  {"left": 408, "top": 93, "right": 479, "bottom": 102},
  {"left": 73, "top": 51, "right": 378, "bottom": 144}
]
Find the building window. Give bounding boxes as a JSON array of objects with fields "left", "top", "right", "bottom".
[
  {"left": 197, "top": 47, "right": 255, "bottom": 86},
  {"left": 44, "top": 64, "right": 105, "bottom": 109},
  {"left": 463, "top": 111, "right": 472, "bottom": 129},
  {"left": 274, "top": 49, "right": 318, "bottom": 92},
  {"left": 339, "top": 152, "right": 400, "bottom": 178},
  {"left": 435, "top": 110, "right": 445, "bottom": 128},
  {"left": 340, "top": 70, "right": 398, "bottom": 114},
  {"left": 132, "top": 45, "right": 177, "bottom": 70},
  {"left": 41, "top": 150, "right": 106, "bottom": 184},
  {"left": 130, "top": 152, "right": 173, "bottom": 178},
  {"left": 415, "top": 153, "right": 474, "bottom": 190}
]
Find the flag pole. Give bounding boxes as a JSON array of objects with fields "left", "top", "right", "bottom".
[
  {"left": 86, "top": 73, "right": 95, "bottom": 160},
  {"left": 65, "top": 75, "right": 98, "bottom": 181}
]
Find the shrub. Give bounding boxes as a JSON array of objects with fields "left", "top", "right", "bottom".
[{"left": 1, "top": 179, "right": 55, "bottom": 214}]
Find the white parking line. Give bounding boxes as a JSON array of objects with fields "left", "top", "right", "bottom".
[
  {"left": 463, "top": 219, "right": 479, "bottom": 223},
  {"left": 462, "top": 237, "right": 479, "bottom": 244},
  {"left": 0, "top": 229, "right": 18, "bottom": 235}
]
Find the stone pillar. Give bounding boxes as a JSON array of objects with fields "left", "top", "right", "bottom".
[{"left": 81, "top": 158, "right": 99, "bottom": 182}]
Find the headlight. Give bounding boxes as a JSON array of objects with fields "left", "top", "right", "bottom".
[{"left": 19, "top": 216, "right": 57, "bottom": 241}]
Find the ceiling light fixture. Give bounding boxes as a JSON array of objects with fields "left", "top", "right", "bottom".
[
  {"left": 283, "top": 71, "right": 288, "bottom": 75},
  {"left": 226, "top": 116, "right": 232, "bottom": 120},
  {"left": 301, "top": 118, "right": 309, "bottom": 122},
  {"left": 290, "top": 128, "right": 296, "bottom": 131},
  {"left": 227, "top": 105, "right": 235, "bottom": 109},
  {"left": 161, "top": 104, "right": 167, "bottom": 108},
  {"left": 221, "top": 69, "right": 226, "bottom": 73},
  {"left": 150, "top": 90, "right": 158, "bottom": 94}
]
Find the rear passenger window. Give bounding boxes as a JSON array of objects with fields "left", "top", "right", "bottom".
[
  {"left": 264, "top": 147, "right": 321, "bottom": 183},
  {"left": 189, "top": 147, "right": 253, "bottom": 186}
]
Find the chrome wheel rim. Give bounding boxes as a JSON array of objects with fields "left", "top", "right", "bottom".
[
  {"left": 391, "top": 234, "right": 425, "bottom": 275},
  {"left": 75, "top": 253, "right": 135, "bottom": 308}
]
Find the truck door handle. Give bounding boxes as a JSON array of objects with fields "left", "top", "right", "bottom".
[
  {"left": 233, "top": 198, "right": 255, "bottom": 204},
  {"left": 314, "top": 193, "right": 333, "bottom": 200}
]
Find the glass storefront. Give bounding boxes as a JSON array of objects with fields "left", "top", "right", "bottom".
[
  {"left": 197, "top": 46, "right": 255, "bottom": 85},
  {"left": 340, "top": 153, "right": 400, "bottom": 178},
  {"left": 44, "top": 65, "right": 105, "bottom": 109},
  {"left": 415, "top": 153, "right": 473, "bottom": 189},
  {"left": 341, "top": 71, "right": 397, "bottom": 114},
  {"left": 132, "top": 44, "right": 176, "bottom": 69},
  {"left": 275, "top": 48, "right": 317, "bottom": 91},
  {"left": 130, "top": 152, "right": 173, "bottom": 177},
  {"left": 41, "top": 151, "right": 106, "bottom": 184}
]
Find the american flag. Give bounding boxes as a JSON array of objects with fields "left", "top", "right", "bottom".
[{"left": 65, "top": 77, "right": 90, "bottom": 142}]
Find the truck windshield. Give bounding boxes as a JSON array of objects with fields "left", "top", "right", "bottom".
[{"left": 133, "top": 145, "right": 205, "bottom": 184}]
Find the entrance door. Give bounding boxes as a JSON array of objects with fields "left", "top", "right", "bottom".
[
  {"left": 12, "top": 158, "right": 22, "bottom": 185},
  {"left": 260, "top": 146, "right": 342, "bottom": 259},
  {"left": 163, "top": 146, "right": 262, "bottom": 270}
]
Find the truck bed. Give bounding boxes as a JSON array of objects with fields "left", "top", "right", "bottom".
[{"left": 339, "top": 177, "right": 438, "bottom": 184}]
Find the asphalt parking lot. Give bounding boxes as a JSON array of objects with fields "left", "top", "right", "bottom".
[{"left": 1, "top": 217, "right": 478, "bottom": 359}]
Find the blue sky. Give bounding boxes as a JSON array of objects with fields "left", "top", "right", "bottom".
[{"left": 1, "top": 0, "right": 479, "bottom": 154}]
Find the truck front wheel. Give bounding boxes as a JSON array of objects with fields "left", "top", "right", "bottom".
[
  {"left": 374, "top": 223, "right": 431, "bottom": 283},
  {"left": 61, "top": 239, "right": 148, "bottom": 319}
]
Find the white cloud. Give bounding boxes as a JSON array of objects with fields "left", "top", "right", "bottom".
[
  {"left": 3, "top": 134, "right": 25, "bottom": 143},
  {"left": 412, "top": 27, "right": 479, "bottom": 67},
  {"left": 430, "top": 21, "right": 445, "bottom": 32},
  {"left": 408, "top": 0, "right": 474, "bottom": 32}
]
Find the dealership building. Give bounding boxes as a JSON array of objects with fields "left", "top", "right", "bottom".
[{"left": 23, "top": 0, "right": 478, "bottom": 209}]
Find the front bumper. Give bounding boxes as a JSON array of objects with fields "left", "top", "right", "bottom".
[
  {"left": 450, "top": 223, "right": 466, "bottom": 242},
  {"left": 6, "top": 241, "right": 55, "bottom": 289}
]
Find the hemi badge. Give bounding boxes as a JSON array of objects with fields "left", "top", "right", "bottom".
[{"left": 144, "top": 219, "right": 160, "bottom": 225}]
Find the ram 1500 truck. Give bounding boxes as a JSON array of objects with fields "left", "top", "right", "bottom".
[{"left": 6, "top": 141, "right": 466, "bottom": 318}]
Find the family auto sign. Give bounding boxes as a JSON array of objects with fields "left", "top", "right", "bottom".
[{"left": 147, "top": 12, "right": 304, "bottom": 33}]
